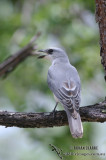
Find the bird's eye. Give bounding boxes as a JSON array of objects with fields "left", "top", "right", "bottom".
[{"left": 48, "top": 49, "right": 53, "bottom": 54}]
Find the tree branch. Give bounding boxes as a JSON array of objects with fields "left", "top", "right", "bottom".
[
  {"left": 0, "top": 101, "right": 106, "bottom": 128},
  {"left": 0, "top": 32, "right": 40, "bottom": 78},
  {"left": 95, "top": 0, "right": 106, "bottom": 80},
  {"left": 0, "top": 2, "right": 106, "bottom": 129}
]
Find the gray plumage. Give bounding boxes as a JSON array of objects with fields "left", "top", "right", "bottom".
[{"left": 38, "top": 47, "right": 83, "bottom": 138}]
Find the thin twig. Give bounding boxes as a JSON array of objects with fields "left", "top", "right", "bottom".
[{"left": 0, "top": 32, "right": 41, "bottom": 78}]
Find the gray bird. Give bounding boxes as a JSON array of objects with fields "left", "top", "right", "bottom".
[{"left": 38, "top": 47, "right": 83, "bottom": 138}]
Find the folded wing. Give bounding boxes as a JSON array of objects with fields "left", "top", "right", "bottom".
[{"left": 57, "top": 80, "right": 80, "bottom": 118}]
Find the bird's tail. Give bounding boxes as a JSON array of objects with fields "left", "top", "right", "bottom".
[{"left": 66, "top": 109, "right": 83, "bottom": 138}]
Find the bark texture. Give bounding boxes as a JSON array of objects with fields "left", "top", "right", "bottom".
[
  {"left": 0, "top": 101, "right": 106, "bottom": 128},
  {"left": 95, "top": 0, "right": 106, "bottom": 79}
]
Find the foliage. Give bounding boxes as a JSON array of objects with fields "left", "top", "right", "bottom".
[{"left": 0, "top": 0, "right": 106, "bottom": 160}]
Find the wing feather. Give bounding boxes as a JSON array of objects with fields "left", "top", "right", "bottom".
[
  {"left": 47, "top": 68, "right": 81, "bottom": 115},
  {"left": 57, "top": 81, "right": 80, "bottom": 112}
]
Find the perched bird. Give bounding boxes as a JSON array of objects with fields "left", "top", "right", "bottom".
[{"left": 38, "top": 47, "right": 83, "bottom": 138}]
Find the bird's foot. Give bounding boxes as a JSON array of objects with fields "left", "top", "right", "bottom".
[{"left": 50, "top": 108, "right": 57, "bottom": 119}]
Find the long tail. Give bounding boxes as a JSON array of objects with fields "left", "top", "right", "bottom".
[{"left": 66, "top": 109, "right": 83, "bottom": 138}]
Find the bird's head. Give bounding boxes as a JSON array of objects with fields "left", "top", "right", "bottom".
[{"left": 37, "top": 47, "right": 68, "bottom": 61}]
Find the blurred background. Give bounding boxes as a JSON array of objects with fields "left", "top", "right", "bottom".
[{"left": 0, "top": 0, "right": 106, "bottom": 160}]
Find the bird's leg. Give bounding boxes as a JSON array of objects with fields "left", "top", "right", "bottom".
[
  {"left": 53, "top": 102, "right": 58, "bottom": 113},
  {"left": 51, "top": 102, "right": 58, "bottom": 118}
]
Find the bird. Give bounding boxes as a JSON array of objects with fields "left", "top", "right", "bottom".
[{"left": 37, "top": 47, "right": 83, "bottom": 138}]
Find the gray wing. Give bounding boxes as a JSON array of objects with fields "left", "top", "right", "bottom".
[
  {"left": 57, "top": 81, "right": 81, "bottom": 113},
  {"left": 47, "top": 68, "right": 81, "bottom": 116}
]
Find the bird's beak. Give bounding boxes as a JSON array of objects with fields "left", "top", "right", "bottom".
[
  {"left": 38, "top": 49, "right": 46, "bottom": 52},
  {"left": 37, "top": 49, "right": 48, "bottom": 59}
]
